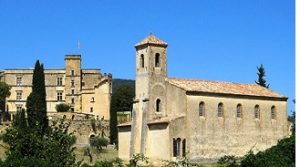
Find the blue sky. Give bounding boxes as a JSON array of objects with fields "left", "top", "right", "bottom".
[{"left": 0, "top": 0, "right": 295, "bottom": 113}]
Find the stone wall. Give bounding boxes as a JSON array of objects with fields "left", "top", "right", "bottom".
[{"left": 185, "top": 94, "right": 288, "bottom": 163}]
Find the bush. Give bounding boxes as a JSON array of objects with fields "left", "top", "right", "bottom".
[
  {"left": 89, "top": 136, "right": 108, "bottom": 151},
  {"left": 240, "top": 135, "right": 295, "bottom": 167},
  {"left": 217, "top": 155, "right": 238, "bottom": 167},
  {"left": 56, "top": 103, "right": 71, "bottom": 112}
]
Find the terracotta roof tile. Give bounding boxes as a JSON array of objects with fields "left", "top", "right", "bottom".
[
  {"left": 135, "top": 34, "right": 168, "bottom": 47},
  {"left": 167, "top": 78, "right": 286, "bottom": 98}
]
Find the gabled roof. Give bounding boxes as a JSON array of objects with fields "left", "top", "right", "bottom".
[
  {"left": 135, "top": 34, "right": 168, "bottom": 47},
  {"left": 167, "top": 78, "right": 286, "bottom": 99}
]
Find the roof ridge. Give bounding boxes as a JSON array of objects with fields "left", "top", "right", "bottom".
[{"left": 167, "top": 77, "right": 256, "bottom": 85}]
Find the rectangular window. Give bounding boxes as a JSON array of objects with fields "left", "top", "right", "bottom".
[
  {"left": 57, "top": 92, "right": 63, "bottom": 101},
  {"left": 70, "top": 107, "right": 74, "bottom": 112},
  {"left": 71, "top": 70, "right": 74, "bottom": 76},
  {"left": 71, "top": 89, "right": 75, "bottom": 95},
  {"left": 16, "top": 77, "right": 22, "bottom": 86},
  {"left": 57, "top": 77, "right": 63, "bottom": 86},
  {"left": 16, "top": 106, "right": 22, "bottom": 112},
  {"left": 82, "top": 81, "right": 85, "bottom": 87},
  {"left": 71, "top": 80, "right": 75, "bottom": 87},
  {"left": 71, "top": 98, "right": 75, "bottom": 104},
  {"left": 16, "top": 91, "right": 22, "bottom": 100},
  {"left": 90, "top": 107, "right": 93, "bottom": 113}
]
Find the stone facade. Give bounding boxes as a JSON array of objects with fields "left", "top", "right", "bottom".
[
  {"left": 118, "top": 34, "right": 289, "bottom": 163},
  {"left": 0, "top": 55, "right": 112, "bottom": 120}
]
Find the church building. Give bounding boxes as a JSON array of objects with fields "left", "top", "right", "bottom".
[{"left": 118, "top": 34, "right": 289, "bottom": 163}]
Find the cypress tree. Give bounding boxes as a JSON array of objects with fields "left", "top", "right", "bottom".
[
  {"left": 255, "top": 64, "right": 269, "bottom": 88},
  {"left": 109, "top": 85, "right": 135, "bottom": 144},
  {"left": 26, "top": 60, "right": 48, "bottom": 134}
]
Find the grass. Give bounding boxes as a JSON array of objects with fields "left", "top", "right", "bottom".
[{"left": 75, "top": 146, "right": 118, "bottom": 165}]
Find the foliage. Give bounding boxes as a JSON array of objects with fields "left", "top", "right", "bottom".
[
  {"left": 162, "top": 153, "right": 202, "bottom": 167},
  {"left": 12, "top": 109, "right": 27, "bottom": 130},
  {"left": 0, "top": 81, "right": 10, "bottom": 112},
  {"left": 56, "top": 103, "right": 71, "bottom": 112},
  {"left": 112, "top": 79, "right": 135, "bottom": 93},
  {"left": 255, "top": 64, "right": 269, "bottom": 88},
  {"left": 217, "top": 155, "right": 239, "bottom": 167},
  {"left": 128, "top": 153, "right": 149, "bottom": 167},
  {"left": 26, "top": 60, "right": 48, "bottom": 134},
  {"left": 0, "top": 60, "right": 79, "bottom": 167},
  {"left": 110, "top": 84, "right": 135, "bottom": 144},
  {"left": 239, "top": 135, "right": 295, "bottom": 167},
  {"left": 90, "top": 136, "right": 109, "bottom": 151},
  {"left": 288, "top": 99, "right": 295, "bottom": 135},
  {"left": 81, "top": 158, "right": 123, "bottom": 167},
  {"left": 1, "top": 118, "right": 78, "bottom": 167}
]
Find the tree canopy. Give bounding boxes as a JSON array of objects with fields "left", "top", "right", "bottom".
[
  {"left": 0, "top": 82, "right": 10, "bottom": 112},
  {"left": 0, "top": 60, "right": 78, "bottom": 167},
  {"left": 26, "top": 60, "right": 48, "bottom": 134},
  {"left": 109, "top": 84, "right": 135, "bottom": 144},
  {"left": 255, "top": 64, "right": 269, "bottom": 88}
]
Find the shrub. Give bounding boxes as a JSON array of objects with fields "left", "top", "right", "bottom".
[
  {"left": 89, "top": 136, "right": 108, "bottom": 151},
  {"left": 217, "top": 155, "right": 238, "bottom": 167},
  {"left": 56, "top": 103, "right": 71, "bottom": 112}
]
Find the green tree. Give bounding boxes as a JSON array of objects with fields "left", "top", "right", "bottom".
[
  {"left": 56, "top": 103, "right": 71, "bottom": 112},
  {"left": 109, "top": 85, "right": 135, "bottom": 145},
  {"left": 240, "top": 135, "right": 295, "bottom": 167},
  {"left": 26, "top": 60, "right": 48, "bottom": 134},
  {"left": 89, "top": 136, "right": 108, "bottom": 151},
  {"left": 255, "top": 64, "right": 269, "bottom": 88},
  {"left": 0, "top": 60, "right": 79, "bottom": 167},
  {"left": 0, "top": 81, "right": 10, "bottom": 112}
]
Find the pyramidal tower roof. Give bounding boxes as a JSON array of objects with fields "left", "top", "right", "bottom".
[{"left": 135, "top": 34, "right": 168, "bottom": 47}]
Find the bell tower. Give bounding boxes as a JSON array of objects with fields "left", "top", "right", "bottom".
[{"left": 131, "top": 34, "right": 168, "bottom": 155}]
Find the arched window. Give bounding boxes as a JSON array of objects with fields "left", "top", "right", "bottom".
[
  {"left": 254, "top": 105, "right": 260, "bottom": 119},
  {"left": 218, "top": 103, "right": 224, "bottom": 117},
  {"left": 173, "top": 138, "right": 177, "bottom": 157},
  {"left": 155, "top": 53, "right": 160, "bottom": 67},
  {"left": 173, "top": 138, "right": 181, "bottom": 157},
  {"left": 140, "top": 54, "right": 144, "bottom": 68},
  {"left": 156, "top": 99, "right": 161, "bottom": 112},
  {"left": 199, "top": 102, "right": 205, "bottom": 117},
  {"left": 237, "top": 104, "right": 242, "bottom": 118},
  {"left": 182, "top": 139, "right": 186, "bottom": 156},
  {"left": 271, "top": 106, "right": 276, "bottom": 119}
]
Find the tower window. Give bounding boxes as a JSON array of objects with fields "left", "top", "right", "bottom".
[
  {"left": 237, "top": 104, "right": 242, "bottom": 118},
  {"left": 57, "top": 77, "right": 63, "bottom": 86},
  {"left": 271, "top": 106, "right": 276, "bottom": 119},
  {"left": 218, "top": 103, "right": 224, "bottom": 117},
  {"left": 199, "top": 102, "right": 205, "bottom": 117},
  {"left": 16, "top": 76, "right": 22, "bottom": 86},
  {"left": 155, "top": 53, "right": 160, "bottom": 67},
  {"left": 140, "top": 54, "right": 145, "bottom": 68},
  {"left": 254, "top": 105, "right": 260, "bottom": 119},
  {"left": 57, "top": 92, "right": 63, "bottom": 101},
  {"left": 156, "top": 99, "right": 161, "bottom": 112},
  {"left": 71, "top": 80, "right": 75, "bottom": 87},
  {"left": 71, "top": 70, "right": 75, "bottom": 76},
  {"left": 16, "top": 105, "right": 22, "bottom": 112},
  {"left": 90, "top": 107, "right": 93, "bottom": 113},
  {"left": 71, "top": 89, "right": 75, "bottom": 95},
  {"left": 16, "top": 91, "right": 22, "bottom": 101},
  {"left": 71, "top": 98, "right": 75, "bottom": 104}
]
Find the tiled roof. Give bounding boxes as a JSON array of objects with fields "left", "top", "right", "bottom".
[
  {"left": 167, "top": 78, "right": 286, "bottom": 99},
  {"left": 135, "top": 34, "right": 168, "bottom": 47}
]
